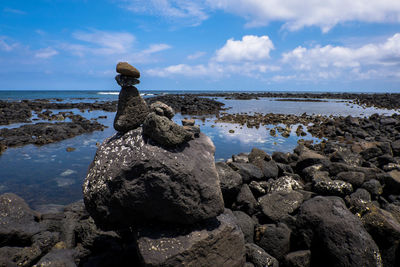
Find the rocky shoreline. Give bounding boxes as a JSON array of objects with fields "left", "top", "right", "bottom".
[{"left": 1, "top": 64, "right": 400, "bottom": 266}]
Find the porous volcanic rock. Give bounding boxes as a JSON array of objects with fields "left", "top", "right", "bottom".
[
  {"left": 113, "top": 86, "right": 149, "bottom": 133},
  {"left": 83, "top": 128, "right": 224, "bottom": 230}
]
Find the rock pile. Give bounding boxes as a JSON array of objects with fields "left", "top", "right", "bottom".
[{"left": 82, "top": 62, "right": 245, "bottom": 265}]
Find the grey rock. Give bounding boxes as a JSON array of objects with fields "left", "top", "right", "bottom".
[
  {"left": 295, "top": 196, "right": 382, "bottom": 267},
  {"left": 255, "top": 223, "right": 291, "bottom": 261},
  {"left": 362, "top": 179, "right": 383, "bottom": 197},
  {"left": 216, "top": 162, "right": 243, "bottom": 206},
  {"left": 336, "top": 171, "right": 365, "bottom": 187},
  {"left": 249, "top": 181, "right": 266, "bottom": 197},
  {"left": 259, "top": 191, "right": 304, "bottom": 222},
  {"left": 115, "top": 74, "right": 139, "bottom": 87},
  {"left": 233, "top": 184, "right": 258, "bottom": 215},
  {"left": 149, "top": 101, "right": 175, "bottom": 119},
  {"left": 392, "top": 140, "right": 400, "bottom": 156},
  {"left": 233, "top": 210, "right": 255, "bottom": 243},
  {"left": 135, "top": 210, "right": 245, "bottom": 267},
  {"left": 345, "top": 188, "right": 372, "bottom": 216},
  {"left": 295, "top": 149, "right": 328, "bottom": 172},
  {"left": 0, "top": 193, "right": 41, "bottom": 246},
  {"left": 245, "top": 243, "right": 278, "bottom": 267},
  {"left": 272, "top": 151, "right": 289, "bottom": 164},
  {"left": 268, "top": 175, "right": 303, "bottom": 193},
  {"left": 313, "top": 178, "right": 353, "bottom": 197},
  {"left": 258, "top": 160, "right": 279, "bottom": 179},
  {"left": 35, "top": 249, "right": 77, "bottom": 267},
  {"left": 284, "top": 250, "right": 311, "bottom": 267},
  {"left": 83, "top": 128, "right": 224, "bottom": 229},
  {"left": 183, "top": 125, "right": 200, "bottom": 138},
  {"left": 248, "top": 148, "right": 271, "bottom": 165},
  {"left": 143, "top": 112, "right": 193, "bottom": 147},
  {"left": 113, "top": 86, "right": 149, "bottom": 132},
  {"left": 228, "top": 162, "right": 264, "bottom": 183}
]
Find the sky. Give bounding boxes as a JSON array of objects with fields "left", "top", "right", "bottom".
[{"left": 1, "top": 0, "right": 400, "bottom": 92}]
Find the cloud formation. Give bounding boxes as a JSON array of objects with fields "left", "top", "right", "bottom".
[{"left": 35, "top": 47, "right": 58, "bottom": 59}]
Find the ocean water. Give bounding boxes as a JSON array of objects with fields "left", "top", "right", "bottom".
[{"left": 0, "top": 90, "right": 398, "bottom": 207}]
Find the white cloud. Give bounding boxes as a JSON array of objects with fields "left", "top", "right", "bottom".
[
  {"left": 215, "top": 35, "right": 274, "bottom": 63},
  {"left": 0, "top": 37, "right": 17, "bottom": 52},
  {"left": 72, "top": 30, "right": 135, "bottom": 55},
  {"left": 3, "top": 8, "right": 26, "bottom": 15},
  {"left": 122, "top": 0, "right": 208, "bottom": 26},
  {"left": 142, "top": 43, "right": 171, "bottom": 54},
  {"left": 207, "top": 0, "right": 400, "bottom": 32},
  {"left": 187, "top": 51, "right": 206, "bottom": 60},
  {"left": 35, "top": 47, "right": 58, "bottom": 59}
]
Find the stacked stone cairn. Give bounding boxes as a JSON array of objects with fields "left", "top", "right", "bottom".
[{"left": 82, "top": 62, "right": 246, "bottom": 266}]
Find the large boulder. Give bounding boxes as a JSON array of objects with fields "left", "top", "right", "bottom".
[
  {"left": 135, "top": 210, "right": 245, "bottom": 267},
  {"left": 295, "top": 196, "right": 382, "bottom": 267},
  {"left": 113, "top": 86, "right": 149, "bottom": 133},
  {"left": 83, "top": 128, "right": 224, "bottom": 230},
  {"left": 0, "top": 193, "right": 41, "bottom": 247},
  {"left": 116, "top": 62, "right": 140, "bottom": 78}
]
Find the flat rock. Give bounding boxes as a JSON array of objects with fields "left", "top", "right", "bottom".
[
  {"left": 116, "top": 62, "right": 140, "bottom": 78},
  {"left": 0, "top": 193, "right": 41, "bottom": 247},
  {"left": 259, "top": 191, "right": 304, "bottom": 222},
  {"left": 113, "top": 86, "right": 149, "bottom": 132},
  {"left": 83, "top": 128, "right": 224, "bottom": 229},
  {"left": 115, "top": 74, "right": 140, "bottom": 87},
  {"left": 228, "top": 162, "right": 264, "bottom": 183},
  {"left": 295, "top": 196, "right": 382, "bottom": 267},
  {"left": 143, "top": 112, "right": 193, "bottom": 147},
  {"left": 135, "top": 210, "right": 245, "bottom": 267}
]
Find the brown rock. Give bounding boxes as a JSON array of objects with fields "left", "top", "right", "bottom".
[{"left": 116, "top": 62, "right": 140, "bottom": 78}]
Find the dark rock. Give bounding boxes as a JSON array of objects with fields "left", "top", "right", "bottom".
[
  {"left": 268, "top": 176, "right": 303, "bottom": 193},
  {"left": 255, "top": 223, "right": 291, "bottom": 261},
  {"left": 362, "top": 179, "right": 383, "bottom": 198},
  {"left": 0, "top": 193, "right": 41, "bottom": 247},
  {"left": 143, "top": 112, "right": 193, "bottom": 147},
  {"left": 83, "top": 128, "right": 224, "bottom": 229},
  {"left": 0, "top": 246, "right": 23, "bottom": 266},
  {"left": 295, "top": 149, "right": 328, "bottom": 172},
  {"left": 183, "top": 125, "right": 200, "bottom": 137},
  {"left": 361, "top": 146, "right": 383, "bottom": 161},
  {"left": 228, "top": 162, "right": 264, "bottom": 183},
  {"left": 392, "top": 140, "right": 400, "bottom": 156},
  {"left": 259, "top": 191, "right": 304, "bottom": 222},
  {"left": 232, "top": 153, "right": 249, "bottom": 163},
  {"left": 35, "top": 249, "right": 77, "bottom": 267},
  {"left": 385, "top": 204, "right": 400, "bottom": 223},
  {"left": 245, "top": 243, "right": 278, "bottom": 267},
  {"left": 113, "top": 86, "right": 149, "bottom": 132},
  {"left": 135, "top": 210, "right": 245, "bottom": 267},
  {"left": 181, "top": 118, "right": 195, "bottom": 126},
  {"left": 233, "top": 184, "right": 258, "bottom": 215},
  {"left": 258, "top": 160, "right": 279, "bottom": 179},
  {"left": 116, "top": 62, "right": 140, "bottom": 78},
  {"left": 313, "top": 178, "right": 353, "bottom": 197},
  {"left": 284, "top": 250, "right": 311, "bottom": 267},
  {"left": 384, "top": 170, "right": 400, "bottom": 195},
  {"left": 216, "top": 162, "right": 243, "bottom": 207},
  {"left": 272, "top": 151, "right": 289, "bottom": 164},
  {"left": 115, "top": 74, "right": 140, "bottom": 87},
  {"left": 336, "top": 171, "right": 365, "bottom": 187},
  {"left": 248, "top": 181, "right": 266, "bottom": 197},
  {"left": 295, "top": 196, "right": 382, "bottom": 267},
  {"left": 345, "top": 188, "right": 372, "bottom": 216},
  {"left": 233, "top": 210, "right": 255, "bottom": 243},
  {"left": 149, "top": 101, "right": 175, "bottom": 119},
  {"left": 248, "top": 148, "right": 271, "bottom": 165}
]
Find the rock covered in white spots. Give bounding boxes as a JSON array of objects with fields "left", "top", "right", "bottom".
[{"left": 83, "top": 127, "right": 224, "bottom": 230}]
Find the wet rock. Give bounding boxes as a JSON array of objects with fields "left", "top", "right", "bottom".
[
  {"left": 83, "top": 128, "right": 224, "bottom": 229},
  {"left": 295, "top": 196, "right": 382, "bottom": 267},
  {"left": 259, "top": 191, "right": 304, "bottom": 222},
  {"left": 0, "top": 193, "right": 41, "bottom": 247},
  {"left": 284, "top": 250, "right": 311, "bottom": 267},
  {"left": 216, "top": 162, "right": 243, "bottom": 207},
  {"left": 135, "top": 210, "right": 245, "bottom": 267},
  {"left": 245, "top": 243, "right": 278, "bottom": 267},
  {"left": 228, "top": 162, "right": 264, "bottom": 183},
  {"left": 361, "top": 205, "right": 400, "bottom": 267},
  {"left": 233, "top": 184, "right": 258, "bottom": 215},
  {"left": 255, "top": 223, "right": 291, "bottom": 261},
  {"left": 115, "top": 74, "right": 140, "bottom": 87},
  {"left": 113, "top": 86, "right": 149, "bottom": 132},
  {"left": 149, "top": 101, "right": 175, "bottom": 119},
  {"left": 143, "top": 112, "right": 193, "bottom": 147},
  {"left": 116, "top": 62, "right": 140, "bottom": 78},
  {"left": 233, "top": 211, "right": 255, "bottom": 243}
]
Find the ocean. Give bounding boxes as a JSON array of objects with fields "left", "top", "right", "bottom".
[{"left": 0, "top": 90, "right": 398, "bottom": 208}]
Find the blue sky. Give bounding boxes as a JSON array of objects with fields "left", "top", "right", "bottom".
[{"left": 1, "top": 0, "right": 400, "bottom": 92}]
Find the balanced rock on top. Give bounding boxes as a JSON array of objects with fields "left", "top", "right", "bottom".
[{"left": 116, "top": 62, "right": 140, "bottom": 78}]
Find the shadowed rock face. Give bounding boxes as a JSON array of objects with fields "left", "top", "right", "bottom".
[
  {"left": 113, "top": 86, "right": 149, "bottom": 133},
  {"left": 83, "top": 128, "right": 224, "bottom": 230}
]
